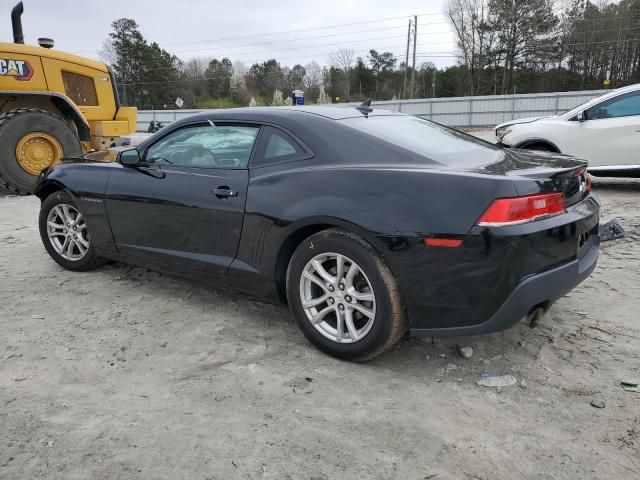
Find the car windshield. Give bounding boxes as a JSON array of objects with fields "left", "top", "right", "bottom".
[{"left": 341, "top": 115, "right": 501, "bottom": 160}]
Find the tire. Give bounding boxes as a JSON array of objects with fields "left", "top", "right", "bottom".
[
  {"left": 521, "top": 142, "right": 555, "bottom": 153},
  {"left": 38, "top": 191, "right": 105, "bottom": 272},
  {"left": 0, "top": 108, "right": 82, "bottom": 195},
  {"left": 286, "top": 228, "right": 406, "bottom": 361}
]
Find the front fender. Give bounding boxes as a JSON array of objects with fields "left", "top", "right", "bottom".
[
  {"left": 34, "top": 163, "right": 116, "bottom": 251},
  {"left": 514, "top": 137, "right": 562, "bottom": 152}
]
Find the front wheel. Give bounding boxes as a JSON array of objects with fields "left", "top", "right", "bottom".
[
  {"left": 521, "top": 142, "right": 555, "bottom": 153},
  {"left": 286, "top": 229, "right": 406, "bottom": 361},
  {"left": 38, "top": 191, "right": 105, "bottom": 271}
]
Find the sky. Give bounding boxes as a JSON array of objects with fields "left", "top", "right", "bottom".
[{"left": 10, "top": 0, "right": 458, "bottom": 69}]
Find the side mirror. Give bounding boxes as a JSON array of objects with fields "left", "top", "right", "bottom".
[
  {"left": 576, "top": 111, "right": 585, "bottom": 122},
  {"left": 117, "top": 148, "right": 141, "bottom": 167}
]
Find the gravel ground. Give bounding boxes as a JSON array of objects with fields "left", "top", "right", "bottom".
[{"left": 1, "top": 179, "right": 639, "bottom": 480}]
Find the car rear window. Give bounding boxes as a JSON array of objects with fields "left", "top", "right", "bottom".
[{"left": 341, "top": 115, "right": 500, "bottom": 158}]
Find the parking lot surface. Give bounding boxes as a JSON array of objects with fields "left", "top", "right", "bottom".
[{"left": 1, "top": 180, "right": 639, "bottom": 480}]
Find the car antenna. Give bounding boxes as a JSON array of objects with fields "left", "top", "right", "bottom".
[{"left": 355, "top": 99, "right": 373, "bottom": 116}]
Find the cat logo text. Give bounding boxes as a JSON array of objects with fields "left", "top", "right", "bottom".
[{"left": 0, "top": 59, "right": 33, "bottom": 81}]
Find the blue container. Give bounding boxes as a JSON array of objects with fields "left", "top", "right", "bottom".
[{"left": 292, "top": 89, "right": 304, "bottom": 105}]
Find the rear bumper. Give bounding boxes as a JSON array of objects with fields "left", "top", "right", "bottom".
[
  {"left": 381, "top": 195, "right": 600, "bottom": 336},
  {"left": 410, "top": 234, "right": 599, "bottom": 337}
]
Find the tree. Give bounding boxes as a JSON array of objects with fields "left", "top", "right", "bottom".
[
  {"left": 288, "top": 64, "right": 306, "bottom": 91},
  {"left": 205, "top": 58, "right": 233, "bottom": 98},
  {"left": 328, "top": 48, "right": 355, "bottom": 100},
  {"left": 181, "top": 58, "right": 208, "bottom": 101},
  {"left": 140, "top": 42, "right": 182, "bottom": 108},
  {"left": 317, "top": 85, "right": 332, "bottom": 104},
  {"left": 246, "top": 59, "right": 284, "bottom": 97},
  {"left": 303, "top": 61, "right": 322, "bottom": 100},
  {"left": 447, "top": 0, "right": 498, "bottom": 95},
  {"left": 351, "top": 57, "right": 376, "bottom": 100},
  {"left": 272, "top": 89, "right": 285, "bottom": 106},
  {"left": 102, "top": 18, "right": 146, "bottom": 105},
  {"left": 101, "top": 18, "right": 181, "bottom": 108},
  {"left": 367, "top": 50, "right": 397, "bottom": 98},
  {"left": 488, "top": 0, "right": 559, "bottom": 93}
]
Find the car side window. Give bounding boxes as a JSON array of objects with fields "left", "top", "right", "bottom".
[
  {"left": 252, "top": 126, "right": 308, "bottom": 167},
  {"left": 587, "top": 92, "right": 640, "bottom": 120},
  {"left": 145, "top": 123, "right": 259, "bottom": 168}
]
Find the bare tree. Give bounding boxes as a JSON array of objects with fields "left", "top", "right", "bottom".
[
  {"left": 328, "top": 48, "right": 355, "bottom": 100},
  {"left": 98, "top": 37, "right": 118, "bottom": 66},
  {"left": 303, "top": 61, "right": 322, "bottom": 100},
  {"left": 447, "top": 0, "right": 496, "bottom": 95}
]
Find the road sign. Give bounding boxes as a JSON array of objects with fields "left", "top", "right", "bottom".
[{"left": 175, "top": 97, "right": 184, "bottom": 108}]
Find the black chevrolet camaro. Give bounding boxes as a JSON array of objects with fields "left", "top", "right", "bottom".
[{"left": 35, "top": 105, "right": 600, "bottom": 361}]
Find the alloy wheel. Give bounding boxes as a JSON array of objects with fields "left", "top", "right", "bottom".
[
  {"left": 299, "top": 252, "right": 376, "bottom": 343},
  {"left": 46, "top": 204, "right": 90, "bottom": 261}
]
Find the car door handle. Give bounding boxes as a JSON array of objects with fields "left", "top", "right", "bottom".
[{"left": 211, "top": 187, "right": 238, "bottom": 198}]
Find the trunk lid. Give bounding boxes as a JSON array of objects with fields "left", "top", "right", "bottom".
[{"left": 467, "top": 148, "right": 589, "bottom": 206}]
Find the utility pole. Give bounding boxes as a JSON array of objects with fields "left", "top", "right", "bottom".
[
  {"left": 410, "top": 15, "right": 417, "bottom": 99},
  {"left": 120, "top": 28, "right": 127, "bottom": 105},
  {"left": 402, "top": 17, "right": 411, "bottom": 99},
  {"left": 432, "top": 69, "right": 436, "bottom": 98}
]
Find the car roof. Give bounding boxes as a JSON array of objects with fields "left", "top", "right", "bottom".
[
  {"left": 136, "top": 105, "right": 404, "bottom": 151},
  {"left": 562, "top": 83, "right": 640, "bottom": 118},
  {"left": 172, "top": 105, "right": 400, "bottom": 124}
]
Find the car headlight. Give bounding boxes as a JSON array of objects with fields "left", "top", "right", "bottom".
[{"left": 495, "top": 127, "right": 512, "bottom": 142}]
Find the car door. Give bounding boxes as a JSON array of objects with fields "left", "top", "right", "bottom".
[
  {"left": 567, "top": 90, "right": 640, "bottom": 166},
  {"left": 104, "top": 121, "right": 261, "bottom": 275}
]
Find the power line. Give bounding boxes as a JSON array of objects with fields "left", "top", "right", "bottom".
[
  {"left": 104, "top": 28, "right": 640, "bottom": 76},
  {"left": 78, "top": 22, "right": 455, "bottom": 58},
  {"left": 73, "top": 12, "right": 447, "bottom": 54},
  {"left": 165, "top": 32, "right": 452, "bottom": 57}
]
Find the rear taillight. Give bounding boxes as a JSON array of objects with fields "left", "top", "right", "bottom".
[
  {"left": 585, "top": 173, "right": 592, "bottom": 194},
  {"left": 476, "top": 192, "right": 565, "bottom": 227}
]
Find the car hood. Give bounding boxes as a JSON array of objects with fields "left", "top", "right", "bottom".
[
  {"left": 58, "top": 147, "right": 129, "bottom": 165},
  {"left": 496, "top": 116, "right": 553, "bottom": 129}
]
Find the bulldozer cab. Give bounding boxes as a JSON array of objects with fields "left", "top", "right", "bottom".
[{"left": 0, "top": 2, "right": 136, "bottom": 194}]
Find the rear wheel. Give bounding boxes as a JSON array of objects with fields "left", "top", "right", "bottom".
[
  {"left": 0, "top": 108, "right": 82, "bottom": 195},
  {"left": 286, "top": 229, "right": 406, "bottom": 361},
  {"left": 38, "top": 191, "right": 105, "bottom": 271}
]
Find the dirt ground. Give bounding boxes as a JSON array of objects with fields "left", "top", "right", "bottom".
[{"left": 1, "top": 178, "right": 639, "bottom": 480}]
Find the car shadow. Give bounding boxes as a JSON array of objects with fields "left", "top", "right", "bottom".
[{"left": 94, "top": 260, "right": 560, "bottom": 378}]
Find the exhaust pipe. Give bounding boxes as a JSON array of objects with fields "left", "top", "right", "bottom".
[
  {"left": 525, "top": 306, "right": 546, "bottom": 329},
  {"left": 11, "top": 2, "right": 24, "bottom": 44}
]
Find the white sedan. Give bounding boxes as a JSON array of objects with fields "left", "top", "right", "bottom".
[{"left": 495, "top": 84, "right": 640, "bottom": 175}]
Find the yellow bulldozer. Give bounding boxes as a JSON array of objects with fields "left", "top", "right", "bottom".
[{"left": 0, "top": 2, "right": 137, "bottom": 194}]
